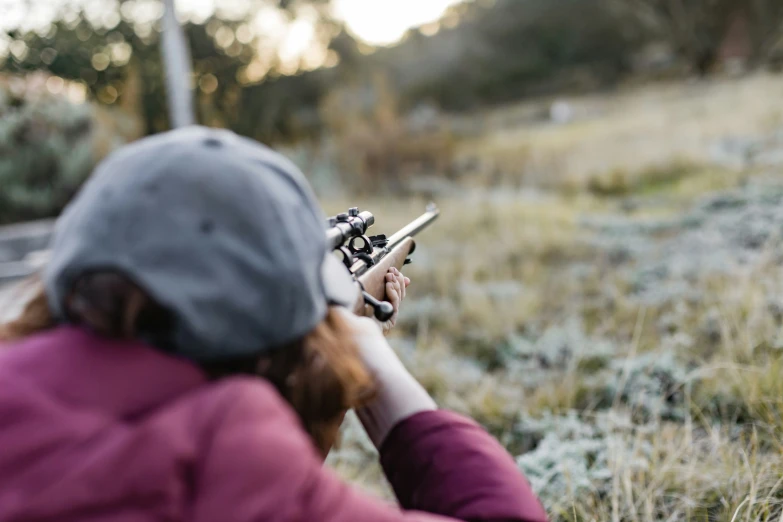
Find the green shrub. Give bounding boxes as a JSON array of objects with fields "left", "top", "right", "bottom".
[{"left": 0, "top": 73, "right": 138, "bottom": 224}]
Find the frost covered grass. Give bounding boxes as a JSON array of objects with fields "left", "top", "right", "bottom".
[{"left": 324, "top": 170, "right": 783, "bottom": 520}]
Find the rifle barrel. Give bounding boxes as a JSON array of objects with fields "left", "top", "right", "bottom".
[{"left": 386, "top": 204, "right": 440, "bottom": 249}]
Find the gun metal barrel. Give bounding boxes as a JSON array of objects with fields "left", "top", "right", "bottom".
[
  {"left": 347, "top": 203, "right": 440, "bottom": 278},
  {"left": 385, "top": 204, "right": 440, "bottom": 248}
]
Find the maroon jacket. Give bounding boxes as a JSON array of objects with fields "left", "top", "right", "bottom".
[{"left": 0, "top": 327, "right": 547, "bottom": 522}]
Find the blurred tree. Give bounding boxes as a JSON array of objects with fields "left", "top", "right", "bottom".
[
  {"left": 608, "top": 0, "right": 783, "bottom": 74},
  {"left": 2, "top": 0, "right": 336, "bottom": 138},
  {"left": 0, "top": 72, "right": 139, "bottom": 224},
  {"left": 745, "top": 0, "right": 783, "bottom": 66},
  {"left": 383, "top": 0, "right": 646, "bottom": 110},
  {"left": 467, "top": 0, "right": 642, "bottom": 99}
]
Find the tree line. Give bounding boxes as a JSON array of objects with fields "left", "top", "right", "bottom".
[{"left": 2, "top": 0, "right": 781, "bottom": 143}]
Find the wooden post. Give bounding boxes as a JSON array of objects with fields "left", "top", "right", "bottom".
[{"left": 161, "top": 0, "right": 196, "bottom": 128}]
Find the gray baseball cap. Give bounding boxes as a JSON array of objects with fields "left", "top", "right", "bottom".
[{"left": 44, "top": 126, "right": 359, "bottom": 361}]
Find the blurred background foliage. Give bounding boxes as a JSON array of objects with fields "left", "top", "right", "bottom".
[
  {"left": 0, "top": 72, "right": 139, "bottom": 223},
  {"left": 1, "top": 0, "right": 782, "bottom": 222},
  {"left": 1, "top": 0, "right": 782, "bottom": 220}
]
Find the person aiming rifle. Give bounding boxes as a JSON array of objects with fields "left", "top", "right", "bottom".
[{"left": 0, "top": 127, "right": 547, "bottom": 521}]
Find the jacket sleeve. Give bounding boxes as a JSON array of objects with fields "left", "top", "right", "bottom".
[
  {"left": 381, "top": 410, "right": 547, "bottom": 522},
  {"left": 192, "top": 379, "right": 547, "bottom": 522}
]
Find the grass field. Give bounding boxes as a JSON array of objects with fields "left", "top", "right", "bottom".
[
  {"left": 325, "top": 73, "right": 783, "bottom": 521},
  {"left": 456, "top": 73, "right": 783, "bottom": 194}
]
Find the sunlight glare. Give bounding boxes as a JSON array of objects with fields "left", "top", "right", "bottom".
[{"left": 332, "top": 0, "right": 463, "bottom": 46}]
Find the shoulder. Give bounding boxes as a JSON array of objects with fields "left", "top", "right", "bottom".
[
  {"left": 188, "top": 378, "right": 326, "bottom": 520},
  {"left": 195, "top": 377, "right": 302, "bottom": 430},
  {"left": 190, "top": 376, "right": 316, "bottom": 458}
]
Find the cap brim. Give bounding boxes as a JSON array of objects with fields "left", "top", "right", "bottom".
[{"left": 322, "top": 252, "right": 361, "bottom": 310}]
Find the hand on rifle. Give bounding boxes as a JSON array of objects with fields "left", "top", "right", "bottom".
[{"left": 380, "top": 267, "right": 411, "bottom": 335}]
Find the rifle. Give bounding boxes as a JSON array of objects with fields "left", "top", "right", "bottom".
[{"left": 326, "top": 204, "right": 440, "bottom": 320}]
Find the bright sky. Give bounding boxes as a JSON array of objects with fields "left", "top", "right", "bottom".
[
  {"left": 332, "top": 0, "right": 463, "bottom": 45},
  {"left": 0, "top": 0, "right": 466, "bottom": 77},
  {"left": 0, "top": 0, "right": 464, "bottom": 45},
  {"left": 185, "top": 0, "right": 465, "bottom": 46},
  {"left": 187, "top": 0, "right": 464, "bottom": 49}
]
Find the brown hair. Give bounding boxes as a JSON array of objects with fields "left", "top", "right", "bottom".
[{"left": 0, "top": 273, "right": 375, "bottom": 456}]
